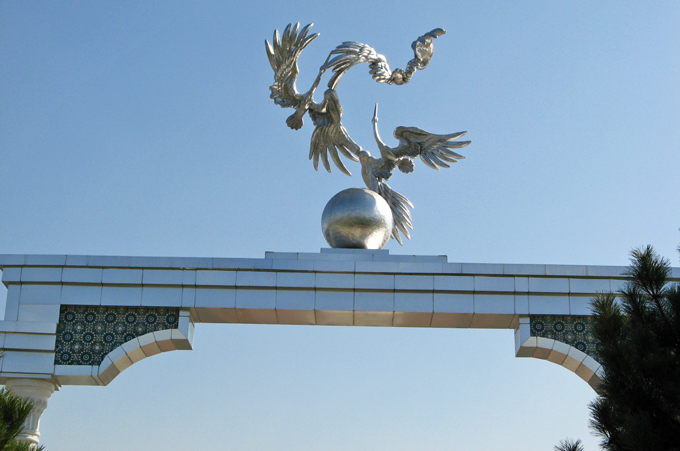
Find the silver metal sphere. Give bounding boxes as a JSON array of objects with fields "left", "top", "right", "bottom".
[{"left": 321, "top": 188, "right": 394, "bottom": 249}]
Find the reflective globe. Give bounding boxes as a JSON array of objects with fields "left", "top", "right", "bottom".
[{"left": 321, "top": 188, "right": 394, "bottom": 249}]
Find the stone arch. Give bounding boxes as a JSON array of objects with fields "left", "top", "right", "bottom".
[
  {"left": 94, "top": 327, "right": 192, "bottom": 385},
  {"left": 515, "top": 317, "right": 603, "bottom": 391},
  {"left": 53, "top": 307, "right": 194, "bottom": 386}
]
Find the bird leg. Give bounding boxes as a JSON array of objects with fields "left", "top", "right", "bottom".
[{"left": 286, "top": 107, "right": 307, "bottom": 130}]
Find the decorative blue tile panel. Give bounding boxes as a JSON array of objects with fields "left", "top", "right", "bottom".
[
  {"left": 55, "top": 305, "right": 180, "bottom": 366},
  {"left": 530, "top": 315, "right": 601, "bottom": 363}
]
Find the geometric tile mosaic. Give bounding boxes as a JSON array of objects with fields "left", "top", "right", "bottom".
[
  {"left": 530, "top": 315, "right": 601, "bottom": 364},
  {"left": 55, "top": 305, "right": 180, "bottom": 366}
]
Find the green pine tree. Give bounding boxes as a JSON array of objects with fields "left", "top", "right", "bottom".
[
  {"left": 554, "top": 438, "right": 584, "bottom": 451},
  {"left": 588, "top": 246, "right": 680, "bottom": 450}
]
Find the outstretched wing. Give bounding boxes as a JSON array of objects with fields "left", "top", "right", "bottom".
[
  {"left": 265, "top": 23, "right": 319, "bottom": 108},
  {"left": 322, "top": 28, "right": 446, "bottom": 88},
  {"left": 378, "top": 181, "right": 414, "bottom": 245},
  {"left": 308, "top": 89, "right": 361, "bottom": 176},
  {"left": 392, "top": 127, "right": 470, "bottom": 170},
  {"left": 322, "top": 42, "right": 393, "bottom": 89}
]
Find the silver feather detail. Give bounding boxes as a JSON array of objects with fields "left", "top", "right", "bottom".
[{"left": 266, "top": 23, "right": 469, "bottom": 244}]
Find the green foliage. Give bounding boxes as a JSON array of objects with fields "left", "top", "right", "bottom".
[
  {"left": 3, "top": 441, "right": 44, "bottom": 451},
  {"left": 0, "top": 387, "right": 44, "bottom": 451},
  {"left": 554, "top": 438, "right": 584, "bottom": 451},
  {"left": 589, "top": 246, "right": 680, "bottom": 450},
  {"left": 0, "top": 352, "right": 44, "bottom": 450},
  {"left": 0, "top": 388, "right": 34, "bottom": 450}
]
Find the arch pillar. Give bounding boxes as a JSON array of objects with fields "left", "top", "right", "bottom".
[{"left": 4, "top": 378, "right": 58, "bottom": 446}]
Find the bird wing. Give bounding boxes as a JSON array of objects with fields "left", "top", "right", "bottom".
[
  {"left": 410, "top": 28, "right": 446, "bottom": 70},
  {"left": 308, "top": 89, "right": 361, "bottom": 176},
  {"left": 322, "top": 41, "right": 393, "bottom": 89},
  {"left": 322, "top": 28, "right": 446, "bottom": 89},
  {"left": 377, "top": 181, "right": 414, "bottom": 245},
  {"left": 358, "top": 153, "right": 413, "bottom": 245},
  {"left": 265, "top": 23, "right": 319, "bottom": 109},
  {"left": 392, "top": 127, "right": 471, "bottom": 170}
]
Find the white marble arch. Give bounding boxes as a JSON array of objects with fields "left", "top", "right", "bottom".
[
  {"left": 514, "top": 317, "right": 603, "bottom": 391},
  {"left": 52, "top": 310, "right": 194, "bottom": 386},
  {"left": 1, "top": 249, "right": 678, "bottom": 445}
]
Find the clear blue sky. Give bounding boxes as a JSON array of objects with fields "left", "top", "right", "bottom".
[{"left": 1, "top": 2, "right": 679, "bottom": 450}]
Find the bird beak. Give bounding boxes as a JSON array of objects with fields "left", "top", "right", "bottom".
[{"left": 372, "top": 103, "right": 379, "bottom": 124}]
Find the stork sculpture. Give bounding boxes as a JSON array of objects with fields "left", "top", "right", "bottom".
[{"left": 266, "top": 23, "right": 470, "bottom": 245}]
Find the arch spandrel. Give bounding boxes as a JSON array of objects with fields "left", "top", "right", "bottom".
[
  {"left": 514, "top": 315, "right": 604, "bottom": 391},
  {"left": 52, "top": 305, "right": 194, "bottom": 386}
]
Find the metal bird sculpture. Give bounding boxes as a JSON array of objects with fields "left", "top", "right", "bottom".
[{"left": 266, "top": 23, "right": 470, "bottom": 244}]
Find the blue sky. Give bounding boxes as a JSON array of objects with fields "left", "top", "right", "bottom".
[{"left": 1, "top": 2, "right": 679, "bottom": 450}]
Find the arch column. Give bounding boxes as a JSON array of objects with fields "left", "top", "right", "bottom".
[{"left": 4, "top": 378, "right": 58, "bottom": 446}]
